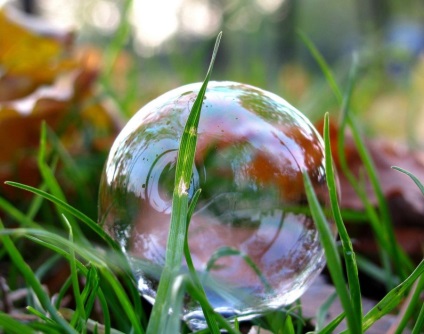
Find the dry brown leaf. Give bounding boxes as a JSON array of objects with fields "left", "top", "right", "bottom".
[
  {"left": 0, "top": 7, "right": 122, "bottom": 201},
  {"left": 0, "top": 8, "right": 75, "bottom": 101}
]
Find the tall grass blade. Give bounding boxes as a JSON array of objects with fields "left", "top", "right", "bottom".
[
  {"left": 323, "top": 113, "right": 362, "bottom": 326},
  {"left": 303, "top": 173, "right": 360, "bottom": 334},
  {"left": 146, "top": 31, "right": 222, "bottom": 334},
  {"left": 183, "top": 189, "right": 221, "bottom": 333},
  {"left": 300, "top": 31, "right": 411, "bottom": 281}
]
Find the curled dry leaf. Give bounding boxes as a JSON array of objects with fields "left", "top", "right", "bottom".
[{"left": 0, "top": 7, "right": 122, "bottom": 201}]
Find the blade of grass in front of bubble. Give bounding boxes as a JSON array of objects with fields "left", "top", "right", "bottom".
[
  {"left": 303, "top": 173, "right": 360, "bottom": 334},
  {"left": 146, "top": 32, "right": 222, "bottom": 334},
  {"left": 0, "top": 221, "right": 77, "bottom": 334},
  {"left": 340, "top": 260, "right": 424, "bottom": 333},
  {"left": 184, "top": 189, "right": 222, "bottom": 333},
  {"left": 323, "top": 113, "right": 362, "bottom": 326},
  {"left": 162, "top": 275, "right": 186, "bottom": 333}
]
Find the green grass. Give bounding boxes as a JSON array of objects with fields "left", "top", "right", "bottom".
[{"left": 1, "top": 31, "right": 424, "bottom": 334}]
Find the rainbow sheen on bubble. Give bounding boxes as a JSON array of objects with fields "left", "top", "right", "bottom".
[{"left": 98, "top": 81, "right": 334, "bottom": 329}]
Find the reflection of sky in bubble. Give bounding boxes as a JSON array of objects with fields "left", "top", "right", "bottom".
[{"left": 98, "top": 81, "right": 333, "bottom": 328}]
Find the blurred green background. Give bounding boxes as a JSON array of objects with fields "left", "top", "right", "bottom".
[{"left": 5, "top": 0, "right": 424, "bottom": 142}]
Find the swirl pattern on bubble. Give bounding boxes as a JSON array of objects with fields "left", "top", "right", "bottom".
[{"left": 98, "top": 81, "right": 333, "bottom": 327}]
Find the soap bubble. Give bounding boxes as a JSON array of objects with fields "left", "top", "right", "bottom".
[{"left": 98, "top": 81, "right": 334, "bottom": 329}]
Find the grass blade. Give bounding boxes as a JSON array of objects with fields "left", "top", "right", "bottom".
[
  {"left": 0, "top": 221, "right": 77, "bottom": 334},
  {"left": 315, "top": 291, "right": 337, "bottom": 331},
  {"left": 0, "top": 312, "right": 38, "bottom": 334},
  {"left": 206, "top": 246, "right": 272, "bottom": 293},
  {"left": 315, "top": 312, "right": 345, "bottom": 334},
  {"left": 411, "top": 295, "right": 424, "bottom": 334},
  {"left": 62, "top": 215, "right": 86, "bottom": 330},
  {"left": 146, "top": 31, "right": 222, "bottom": 334},
  {"left": 343, "top": 259, "right": 424, "bottom": 333},
  {"left": 391, "top": 166, "right": 424, "bottom": 196},
  {"left": 0, "top": 197, "right": 39, "bottom": 228},
  {"left": 37, "top": 123, "right": 86, "bottom": 242},
  {"left": 393, "top": 273, "right": 424, "bottom": 334},
  {"left": 346, "top": 116, "right": 411, "bottom": 278},
  {"left": 323, "top": 113, "right": 362, "bottom": 327},
  {"left": 4, "top": 181, "right": 119, "bottom": 252},
  {"left": 162, "top": 275, "right": 186, "bottom": 333},
  {"left": 184, "top": 189, "right": 221, "bottom": 333},
  {"left": 300, "top": 30, "right": 411, "bottom": 281},
  {"left": 303, "top": 172, "right": 360, "bottom": 334}
]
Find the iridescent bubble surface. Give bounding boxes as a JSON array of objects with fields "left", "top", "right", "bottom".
[{"left": 98, "top": 81, "right": 334, "bottom": 329}]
